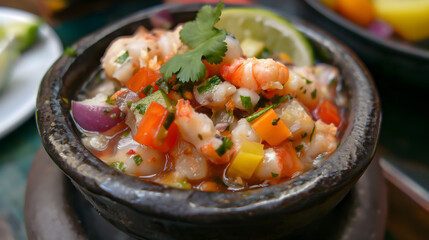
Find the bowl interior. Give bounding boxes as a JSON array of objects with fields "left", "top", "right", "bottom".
[{"left": 36, "top": 4, "right": 380, "bottom": 221}]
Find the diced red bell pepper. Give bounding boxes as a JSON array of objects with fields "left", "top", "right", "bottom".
[
  {"left": 126, "top": 67, "right": 162, "bottom": 93},
  {"left": 134, "top": 102, "right": 178, "bottom": 152},
  {"left": 314, "top": 99, "right": 341, "bottom": 127}
]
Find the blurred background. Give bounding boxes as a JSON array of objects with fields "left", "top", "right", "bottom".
[{"left": 0, "top": 0, "right": 428, "bottom": 239}]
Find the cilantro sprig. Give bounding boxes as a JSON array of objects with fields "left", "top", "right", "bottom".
[{"left": 160, "top": 1, "right": 227, "bottom": 83}]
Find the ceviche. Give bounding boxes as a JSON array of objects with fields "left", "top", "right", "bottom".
[{"left": 71, "top": 2, "right": 344, "bottom": 192}]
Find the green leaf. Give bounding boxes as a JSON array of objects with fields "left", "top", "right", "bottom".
[
  {"left": 110, "top": 161, "right": 126, "bottom": 172},
  {"left": 197, "top": 75, "right": 222, "bottom": 94},
  {"left": 115, "top": 51, "right": 129, "bottom": 64},
  {"left": 271, "top": 172, "right": 279, "bottom": 178},
  {"left": 215, "top": 137, "right": 233, "bottom": 156},
  {"left": 160, "top": 1, "right": 227, "bottom": 83},
  {"left": 240, "top": 95, "right": 253, "bottom": 112},
  {"left": 295, "top": 145, "right": 303, "bottom": 152},
  {"left": 133, "top": 155, "right": 143, "bottom": 166}
]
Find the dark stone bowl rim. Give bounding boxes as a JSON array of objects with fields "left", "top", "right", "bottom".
[
  {"left": 305, "top": 0, "right": 429, "bottom": 60},
  {"left": 36, "top": 4, "right": 381, "bottom": 223}
]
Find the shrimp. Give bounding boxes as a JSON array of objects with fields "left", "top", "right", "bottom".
[
  {"left": 169, "top": 137, "right": 209, "bottom": 180},
  {"left": 231, "top": 88, "right": 260, "bottom": 111},
  {"left": 175, "top": 99, "right": 233, "bottom": 164},
  {"left": 276, "top": 64, "right": 337, "bottom": 110},
  {"left": 254, "top": 142, "right": 304, "bottom": 180},
  {"left": 102, "top": 26, "right": 185, "bottom": 84},
  {"left": 274, "top": 99, "right": 315, "bottom": 140},
  {"left": 193, "top": 81, "right": 236, "bottom": 108},
  {"left": 231, "top": 118, "right": 261, "bottom": 149},
  {"left": 102, "top": 135, "right": 166, "bottom": 176},
  {"left": 298, "top": 120, "right": 338, "bottom": 166},
  {"left": 220, "top": 57, "right": 289, "bottom": 91}
]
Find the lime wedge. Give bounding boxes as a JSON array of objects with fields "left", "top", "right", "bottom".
[
  {"left": 0, "top": 21, "right": 39, "bottom": 51},
  {"left": 216, "top": 8, "right": 314, "bottom": 66}
]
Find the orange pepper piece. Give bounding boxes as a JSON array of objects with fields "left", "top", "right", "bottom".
[{"left": 251, "top": 109, "right": 292, "bottom": 146}]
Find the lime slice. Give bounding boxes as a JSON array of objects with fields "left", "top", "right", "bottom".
[
  {"left": 0, "top": 21, "right": 39, "bottom": 51},
  {"left": 216, "top": 8, "right": 314, "bottom": 66}
]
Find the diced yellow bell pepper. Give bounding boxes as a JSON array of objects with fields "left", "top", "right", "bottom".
[
  {"left": 251, "top": 109, "right": 292, "bottom": 146},
  {"left": 373, "top": 0, "right": 429, "bottom": 41},
  {"left": 227, "top": 141, "right": 265, "bottom": 179}
]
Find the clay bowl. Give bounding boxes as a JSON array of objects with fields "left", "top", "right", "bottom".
[{"left": 36, "top": 4, "right": 381, "bottom": 240}]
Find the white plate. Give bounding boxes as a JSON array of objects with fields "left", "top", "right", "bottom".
[{"left": 0, "top": 7, "right": 62, "bottom": 139}]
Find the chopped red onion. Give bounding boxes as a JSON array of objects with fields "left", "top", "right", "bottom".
[
  {"left": 368, "top": 19, "right": 393, "bottom": 39},
  {"left": 72, "top": 101, "right": 124, "bottom": 132},
  {"left": 150, "top": 10, "right": 173, "bottom": 29}
]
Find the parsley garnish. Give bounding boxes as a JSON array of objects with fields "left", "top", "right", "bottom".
[
  {"left": 310, "top": 124, "right": 316, "bottom": 142},
  {"left": 115, "top": 51, "right": 129, "bottom": 64},
  {"left": 197, "top": 76, "right": 222, "bottom": 94},
  {"left": 105, "top": 95, "right": 115, "bottom": 105},
  {"left": 246, "top": 95, "right": 292, "bottom": 122},
  {"left": 272, "top": 117, "right": 280, "bottom": 126},
  {"left": 240, "top": 95, "right": 253, "bottom": 112},
  {"left": 133, "top": 154, "right": 143, "bottom": 166},
  {"left": 110, "top": 161, "right": 126, "bottom": 172},
  {"left": 142, "top": 84, "right": 154, "bottom": 96},
  {"left": 302, "top": 132, "right": 308, "bottom": 138},
  {"left": 156, "top": 77, "right": 171, "bottom": 94},
  {"left": 303, "top": 89, "right": 307, "bottom": 94},
  {"left": 305, "top": 78, "right": 313, "bottom": 84},
  {"left": 123, "top": 131, "right": 130, "bottom": 137},
  {"left": 215, "top": 137, "right": 233, "bottom": 156},
  {"left": 120, "top": 112, "right": 125, "bottom": 118},
  {"left": 271, "top": 172, "right": 279, "bottom": 178},
  {"left": 64, "top": 46, "right": 76, "bottom": 57},
  {"left": 295, "top": 145, "right": 303, "bottom": 152},
  {"left": 160, "top": 2, "right": 227, "bottom": 82},
  {"left": 311, "top": 89, "right": 317, "bottom": 99},
  {"left": 135, "top": 104, "right": 146, "bottom": 115},
  {"left": 163, "top": 111, "right": 175, "bottom": 129},
  {"left": 198, "top": 134, "right": 203, "bottom": 140},
  {"left": 103, "top": 109, "right": 111, "bottom": 115}
]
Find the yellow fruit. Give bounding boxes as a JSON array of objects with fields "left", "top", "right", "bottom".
[{"left": 373, "top": 0, "right": 429, "bottom": 41}]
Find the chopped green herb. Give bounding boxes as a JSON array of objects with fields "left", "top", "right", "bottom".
[
  {"left": 246, "top": 95, "right": 291, "bottom": 122},
  {"left": 110, "top": 161, "right": 126, "bottom": 172},
  {"left": 155, "top": 77, "right": 172, "bottom": 93},
  {"left": 295, "top": 145, "right": 304, "bottom": 152},
  {"left": 160, "top": 2, "right": 227, "bottom": 82},
  {"left": 302, "top": 132, "right": 308, "bottom": 138},
  {"left": 142, "top": 84, "right": 154, "bottom": 96},
  {"left": 61, "top": 97, "right": 69, "bottom": 104},
  {"left": 311, "top": 89, "right": 317, "bottom": 99},
  {"left": 115, "top": 51, "right": 129, "bottom": 64},
  {"left": 105, "top": 95, "right": 115, "bottom": 105},
  {"left": 197, "top": 75, "right": 222, "bottom": 94},
  {"left": 163, "top": 111, "right": 175, "bottom": 129},
  {"left": 120, "top": 112, "right": 125, "bottom": 118},
  {"left": 271, "top": 172, "right": 279, "bottom": 178},
  {"left": 64, "top": 46, "right": 76, "bottom": 57},
  {"left": 110, "top": 113, "right": 117, "bottom": 119},
  {"left": 127, "top": 101, "right": 133, "bottom": 108},
  {"left": 310, "top": 124, "right": 316, "bottom": 142},
  {"left": 103, "top": 109, "right": 111, "bottom": 115},
  {"left": 135, "top": 104, "right": 146, "bottom": 115},
  {"left": 303, "top": 89, "right": 307, "bottom": 94},
  {"left": 272, "top": 117, "right": 280, "bottom": 126},
  {"left": 240, "top": 95, "right": 253, "bottom": 112},
  {"left": 198, "top": 134, "right": 203, "bottom": 140},
  {"left": 123, "top": 131, "right": 130, "bottom": 137},
  {"left": 299, "top": 86, "right": 303, "bottom": 90},
  {"left": 133, "top": 154, "right": 143, "bottom": 166},
  {"left": 215, "top": 137, "right": 233, "bottom": 156},
  {"left": 305, "top": 78, "right": 313, "bottom": 84}
]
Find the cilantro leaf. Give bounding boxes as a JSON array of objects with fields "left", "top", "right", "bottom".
[
  {"left": 160, "top": 2, "right": 227, "bottom": 83},
  {"left": 198, "top": 76, "right": 222, "bottom": 93},
  {"left": 240, "top": 95, "right": 253, "bottom": 112}
]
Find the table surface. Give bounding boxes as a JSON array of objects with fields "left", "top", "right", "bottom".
[{"left": 0, "top": 0, "right": 428, "bottom": 239}]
